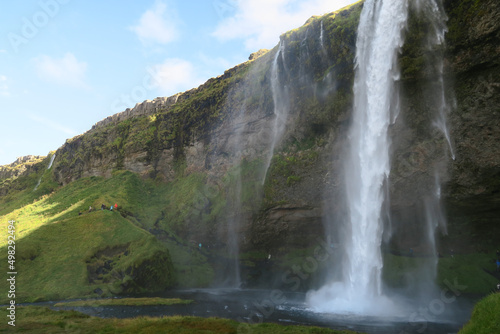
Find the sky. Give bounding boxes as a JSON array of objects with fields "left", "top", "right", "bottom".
[{"left": 0, "top": 0, "right": 357, "bottom": 166}]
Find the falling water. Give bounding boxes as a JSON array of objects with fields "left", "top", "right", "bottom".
[
  {"left": 319, "top": 21, "right": 325, "bottom": 49},
  {"left": 308, "top": 0, "right": 410, "bottom": 314},
  {"left": 262, "top": 41, "right": 289, "bottom": 184},
  {"left": 417, "top": 0, "right": 452, "bottom": 288},
  {"left": 47, "top": 154, "right": 56, "bottom": 169},
  {"left": 34, "top": 154, "right": 56, "bottom": 191},
  {"left": 418, "top": 0, "right": 455, "bottom": 160},
  {"left": 222, "top": 102, "right": 247, "bottom": 288}
]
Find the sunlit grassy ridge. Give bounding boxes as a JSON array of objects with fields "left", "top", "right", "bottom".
[
  {"left": 0, "top": 171, "right": 190, "bottom": 303},
  {"left": 0, "top": 208, "right": 172, "bottom": 303}
]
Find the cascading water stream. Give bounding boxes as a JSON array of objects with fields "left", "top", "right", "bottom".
[
  {"left": 419, "top": 0, "right": 455, "bottom": 160},
  {"left": 223, "top": 103, "right": 247, "bottom": 288},
  {"left": 47, "top": 154, "right": 56, "bottom": 169},
  {"left": 308, "top": 0, "right": 411, "bottom": 314},
  {"left": 262, "top": 41, "right": 289, "bottom": 184},
  {"left": 34, "top": 154, "right": 56, "bottom": 191},
  {"left": 319, "top": 21, "right": 325, "bottom": 49},
  {"left": 308, "top": 0, "right": 454, "bottom": 315}
]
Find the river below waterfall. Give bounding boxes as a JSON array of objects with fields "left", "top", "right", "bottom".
[{"left": 36, "top": 288, "right": 473, "bottom": 334}]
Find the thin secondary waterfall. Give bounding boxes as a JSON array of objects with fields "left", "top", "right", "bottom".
[
  {"left": 319, "top": 21, "right": 325, "bottom": 49},
  {"left": 417, "top": 0, "right": 452, "bottom": 288},
  {"left": 308, "top": 0, "right": 410, "bottom": 314},
  {"left": 262, "top": 41, "right": 289, "bottom": 184},
  {"left": 34, "top": 154, "right": 56, "bottom": 191},
  {"left": 223, "top": 102, "right": 247, "bottom": 288},
  {"left": 421, "top": 0, "right": 455, "bottom": 160},
  {"left": 47, "top": 154, "right": 56, "bottom": 169}
]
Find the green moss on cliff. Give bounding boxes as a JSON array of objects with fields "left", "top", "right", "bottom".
[
  {"left": 445, "top": 0, "right": 483, "bottom": 47},
  {"left": 264, "top": 150, "right": 319, "bottom": 206}
]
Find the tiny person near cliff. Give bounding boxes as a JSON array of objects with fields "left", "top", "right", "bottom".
[{"left": 114, "top": 203, "right": 118, "bottom": 211}]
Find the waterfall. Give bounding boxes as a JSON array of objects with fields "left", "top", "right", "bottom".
[
  {"left": 34, "top": 154, "right": 56, "bottom": 191},
  {"left": 308, "top": 0, "right": 454, "bottom": 315},
  {"left": 262, "top": 41, "right": 289, "bottom": 184},
  {"left": 222, "top": 102, "right": 247, "bottom": 288},
  {"left": 341, "top": 0, "right": 409, "bottom": 305},
  {"left": 417, "top": 0, "right": 452, "bottom": 290},
  {"left": 47, "top": 154, "right": 56, "bottom": 169},
  {"left": 319, "top": 21, "right": 325, "bottom": 49},
  {"left": 225, "top": 175, "right": 242, "bottom": 287},
  {"left": 307, "top": 0, "right": 410, "bottom": 315},
  {"left": 420, "top": 0, "right": 455, "bottom": 160}
]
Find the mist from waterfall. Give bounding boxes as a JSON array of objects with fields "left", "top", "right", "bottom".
[{"left": 308, "top": 0, "right": 410, "bottom": 315}]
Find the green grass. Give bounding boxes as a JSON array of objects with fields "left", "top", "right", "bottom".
[
  {"left": 0, "top": 306, "right": 361, "bottom": 333},
  {"left": 459, "top": 293, "right": 500, "bottom": 334},
  {"left": 54, "top": 297, "right": 192, "bottom": 307},
  {"left": 0, "top": 210, "right": 173, "bottom": 303},
  {"left": 0, "top": 171, "right": 184, "bottom": 303}
]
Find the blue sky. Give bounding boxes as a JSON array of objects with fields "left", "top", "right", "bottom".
[{"left": 0, "top": 0, "right": 357, "bottom": 166}]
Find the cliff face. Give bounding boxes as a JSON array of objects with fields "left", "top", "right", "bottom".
[
  {"left": 0, "top": 155, "right": 44, "bottom": 181},
  {"left": 2, "top": 0, "right": 499, "bottom": 281}
]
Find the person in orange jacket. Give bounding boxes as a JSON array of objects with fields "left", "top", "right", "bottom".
[{"left": 114, "top": 203, "right": 118, "bottom": 210}]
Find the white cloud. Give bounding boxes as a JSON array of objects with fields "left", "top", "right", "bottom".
[
  {"left": 0, "top": 75, "right": 10, "bottom": 97},
  {"left": 130, "top": 0, "right": 179, "bottom": 45},
  {"left": 212, "top": 0, "right": 357, "bottom": 50},
  {"left": 0, "top": 50, "right": 6, "bottom": 53},
  {"left": 28, "top": 113, "right": 77, "bottom": 136},
  {"left": 32, "top": 53, "right": 89, "bottom": 89},
  {"left": 150, "top": 58, "right": 205, "bottom": 96}
]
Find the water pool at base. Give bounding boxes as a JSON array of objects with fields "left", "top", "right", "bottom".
[{"left": 44, "top": 288, "right": 473, "bottom": 334}]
